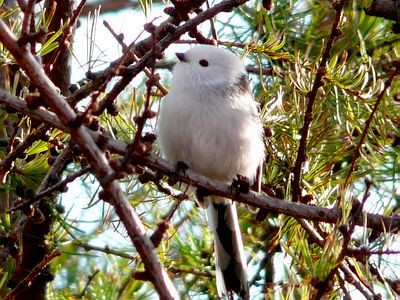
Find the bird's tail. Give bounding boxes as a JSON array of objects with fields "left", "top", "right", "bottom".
[{"left": 206, "top": 196, "right": 249, "bottom": 299}]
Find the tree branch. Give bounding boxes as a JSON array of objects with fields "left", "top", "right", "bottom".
[
  {"left": 291, "top": 0, "right": 348, "bottom": 202},
  {"left": 0, "top": 20, "right": 179, "bottom": 300},
  {"left": 0, "top": 91, "right": 398, "bottom": 233},
  {"left": 344, "top": 62, "right": 400, "bottom": 187},
  {"left": 5, "top": 250, "right": 61, "bottom": 300}
]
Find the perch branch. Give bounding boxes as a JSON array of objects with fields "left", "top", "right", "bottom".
[{"left": 0, "top": 92, "right": 398, "bottom": 233}]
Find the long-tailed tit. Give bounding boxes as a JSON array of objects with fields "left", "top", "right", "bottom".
[{"left": 157, "top": 45, "right": 265, "bottom": 299}]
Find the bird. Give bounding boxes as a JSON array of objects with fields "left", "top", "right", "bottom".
[{"left": 157, "top": 45, "right": 265, "bottom": 299}]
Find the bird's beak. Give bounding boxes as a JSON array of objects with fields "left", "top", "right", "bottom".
[{"left": 175, "top": 52, "right": 187, "bottom": 62}]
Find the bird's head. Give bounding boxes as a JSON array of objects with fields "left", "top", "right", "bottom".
[{"left": 171, "top": 45, "right": 247, "bottom": 88}]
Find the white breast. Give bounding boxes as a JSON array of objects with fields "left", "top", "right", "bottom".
[{"left": 157, "top": 82, "right": 264, "bottom": 183}]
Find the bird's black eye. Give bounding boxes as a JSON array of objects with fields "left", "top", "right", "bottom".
[{"left": 199, "top": 59, "right": 209, "bottom": 67}]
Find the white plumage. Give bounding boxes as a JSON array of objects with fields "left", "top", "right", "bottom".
[{"left": 157, "top": 45, "right": 264, "bottom": 299}]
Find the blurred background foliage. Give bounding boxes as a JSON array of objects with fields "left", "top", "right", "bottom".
[{"left": 0, "top": 0, "right": 399, "bottom": 299}]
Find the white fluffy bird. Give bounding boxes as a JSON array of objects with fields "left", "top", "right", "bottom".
[{"left": 157, "top": 45, "right": 265, "bottom": 299}]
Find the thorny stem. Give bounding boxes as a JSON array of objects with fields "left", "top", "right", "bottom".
[{"left": 291, "top": 0, "right": 348, "bottom": 202}]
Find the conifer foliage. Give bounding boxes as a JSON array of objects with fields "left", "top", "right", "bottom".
[{"left": 0, "top": 0, "right": 399, "bottom": 299}]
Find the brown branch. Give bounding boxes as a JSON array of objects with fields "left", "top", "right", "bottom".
[
  {"left": 291, "top": 0, "right": 348, "bottom": 202},
  {"left": 37, "top": 143, "right": 74, "bottom": 191},
  {"left": 344, "top": 62, "right": 400, "bottom": 187},
  {"left": 129, "top": 153, "right": 400, "bottom": 232},
  {"left": 0, "top": 92, "right": 398, "bottom": 233},
  {"left": 35, "top": 166, "right": 89, "bottom": 199},
  {"left": 43, "top": 0, "right": 87, "bottom": 77},
  {"left": 0, "top": 20, "right": 179, "bottom": 299},
  {"left": 0, "top": 125, "right": 49, "bottom": 183},
  {"left": 20, "top": 0, "right": 35, "bottom": 37},
  {"left": 0, "top": 90, "right": 68, "bottom": 130},
  {"left": 5, "top": 250, "right": 61, "bottom": 300},
  {"left": 312, "top": 180, "right": 373, "bottom": 299},
  {"left": 298, "top": 220, "right": 376, "bottom": 299},
  {"left": 102, "top": 20, "right": 168, "bottom": 95},
  {"left": 339, "top": 262, "right": 376, "bottom": 298},
  {"left": 127, "top": 32, "right": 158, "bottom": 154},
  {"left": 150, "top": 192, "right": 185, "bottom": 248}
]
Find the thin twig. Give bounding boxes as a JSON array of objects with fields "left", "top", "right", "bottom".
[
  {"left": 77, "top": 269, "right": 100, "bottom": 298},
  {"left": 206, "top": 0, "right": 218, "bottom": 41},
  {"left": 74, "top": 240, "right": 136, "bottom": 260},
  {"left": 38, "top": 145, "right": 74, "bottom": 191},
  {"left": 0, "top": 125, "right": 49, "bottom": 183},
  {"left": 44, "top": 0, "right": 87, "bottom": 74},
  {"left": 343, "top": 63, "right": 400, "bottom": 187},
  {"left": 128, "top": 32, "right": 158, "bottom": 152},
  {"left": 291, "top": 0, "right": 348, "bottom": 202},
  {"left": 20, "top": 0, "right": 35, "bottom": 37},
  {"left": 4, "top": 250, "right": 61, "bottom": 300},
  {"left": 103, "top": 20, "right": 168, "bottom": 95}
]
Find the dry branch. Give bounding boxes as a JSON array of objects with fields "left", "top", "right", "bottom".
[
  {"left": 0, "top": 20, "right": 179, "bottom": 300},
  {"left": 0, "top": 91, "right": 398, "bottom": 233}
]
